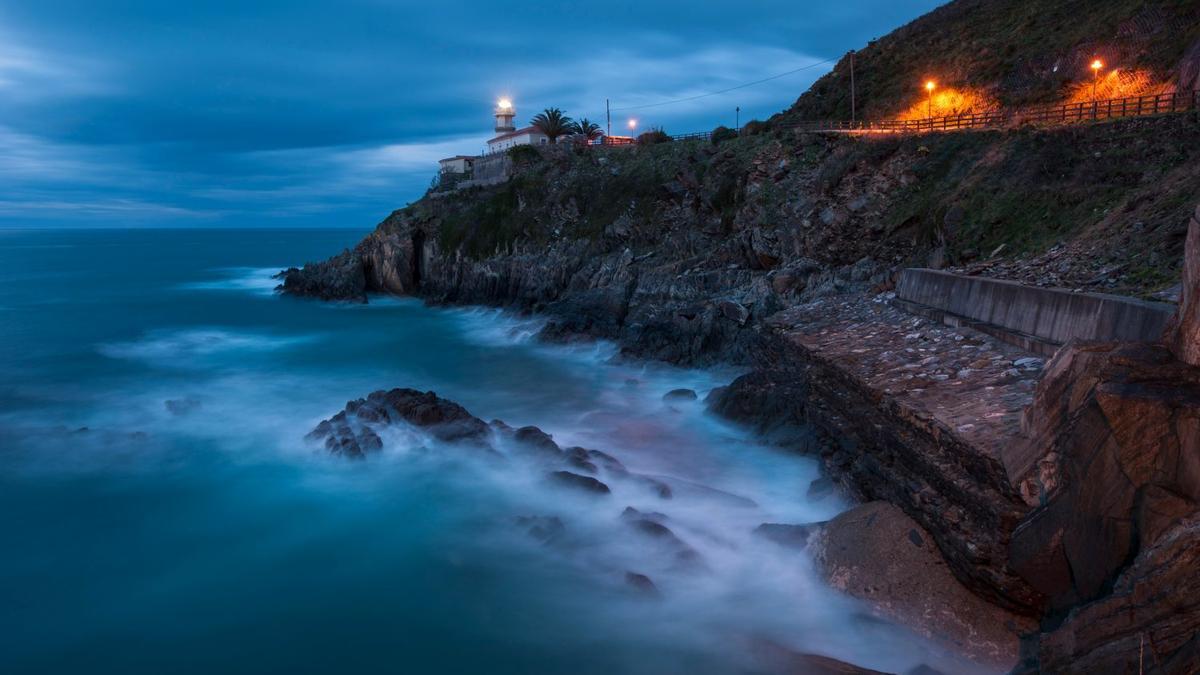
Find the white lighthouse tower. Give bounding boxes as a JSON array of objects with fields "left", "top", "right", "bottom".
[{"left": 494, "top": 98, "right": 516, "bottom": 133}]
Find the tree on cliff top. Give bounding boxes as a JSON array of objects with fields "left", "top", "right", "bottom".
[
  {"left": 531, "top": 108, "right": 574, "bottom": 144},
  {"left": 570, "top": 118, "right": 603, "bottom": 141}
]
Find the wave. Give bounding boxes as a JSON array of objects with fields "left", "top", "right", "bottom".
[
  {"left": 99, "top": 327, "right": 314, "bottom": 365},
  {"left": 178, "top": 266, "right": 281, "bottom": 296}
]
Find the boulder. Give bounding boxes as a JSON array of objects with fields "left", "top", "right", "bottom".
[
  {"left": 753, "top": 522, "right": 824, "bottom": 550},
  {"left": 662, "top": 388, "right": 698, "bottom": 403},
  {"left": 810, "top": 502, "right": 1033, "bottom": 672},
  {"left": 547, "top": 470, "right": 611, "bottom": 494}
]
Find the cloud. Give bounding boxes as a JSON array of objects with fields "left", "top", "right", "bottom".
[{"left": 0, "top": 0, "right": 944, "bottom": 227}]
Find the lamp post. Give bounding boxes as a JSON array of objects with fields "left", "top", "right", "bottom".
[
  {"left": 628, "top": 118, "right": 638, "bottom": 138},
  {"left": 1091, "top": 59, "right": 1103, "bottom": 100},
  {"left": 925, "top": 80, "right": 936, "bottom": 120},
  {"left": 736, "top": 106, "right": 740, "bottom": 131}
]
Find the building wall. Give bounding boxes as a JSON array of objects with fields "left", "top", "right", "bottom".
[{"left": 486, "top": 131, "right": 549, "bottom": 153}]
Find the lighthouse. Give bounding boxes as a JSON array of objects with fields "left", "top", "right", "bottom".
[{"left": 494, "top": 98, "right": 516, "bottom": 133}]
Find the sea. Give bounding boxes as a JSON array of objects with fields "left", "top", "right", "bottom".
[{"left": 0, "top": 227, "right": 979, "bottom": 674}]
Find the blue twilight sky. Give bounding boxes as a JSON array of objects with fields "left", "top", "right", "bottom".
[{"left": 0, "top": 1, "right": 943, "bottom": 228}]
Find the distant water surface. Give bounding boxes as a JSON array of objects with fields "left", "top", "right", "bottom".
[{"left": 0, "top": 228, "right": 979, "bottom": 674}]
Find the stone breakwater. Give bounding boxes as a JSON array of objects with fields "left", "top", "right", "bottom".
[{"left": 280, "top": 207, "right": 1200, "bottom": 672}]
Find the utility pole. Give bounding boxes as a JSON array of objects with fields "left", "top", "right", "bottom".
[
  {"left": 606, "top": 99, "right": 611, "bottom": 139},
  {"left": 736, "top": 106, "right": 740, "bottom": 131},
  {"left": 849, "top": 50, "right": 857, "bottom": 123}
]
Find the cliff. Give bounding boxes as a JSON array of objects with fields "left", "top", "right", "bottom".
[{"left": 279, "top": 3, "right": 1200, "bottom": 670}]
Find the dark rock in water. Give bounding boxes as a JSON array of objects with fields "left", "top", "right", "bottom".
[
  {"left": 306, "top": 411, "right": 383, "bottom": 459},
  {"left": 623, "top": 571, "right": 661, "bottom": 597},
  {"left": 513, "top": 425, "right": 563, "bottom": 457},
  {"left": 633, "top": 475, "right": 673, "bottom": 499},
  {"left": 754, "top": 522, "right": 824, "bottom": 551},
  {"left": 562, "top": 446, "right": 598, "bottom": 473},
  {"left": 622, "top": 512, "right": 704, "bottom": 569},
  {"left": 308, "top": 388, "right": 491, "bottom": 457},
  {"left": 662, "top": 388, "right": 698, "bottom": 403},
  {"left": 620, "top": 506, "right": 667, "bottom": 523},
  {"left": 748, "top": 639, "right": 892, "bottom": 675},
  {"left": 515, "top": 515, "right": 566, "bottom": 544},
  {"left": 364, "top": 388, "right": 491, "bottom": 444},
  {"left": 164, "top": 397, "right": 201, "bottom": 416},
  {"left": 547, "top": 470, "right": 611, "bottom": 494},
  {"left": 706, "top": 370, "right": 815, "bottom": 446},
  {"left": 567, "top": 446, "right": 625, "bottom": 474},
  {"left": 903, "top": 666, "right": 949, "bottom": 675},
  {"left": 276, "top": 249, "right": 368, "bottom": 302},
  {"left": 806, "top": 475, "right": 836, "bottom": 500}
]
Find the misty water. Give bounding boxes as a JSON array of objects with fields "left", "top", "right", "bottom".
[{"left": 1, "top": 228, "right": 977, "bottom": 674}]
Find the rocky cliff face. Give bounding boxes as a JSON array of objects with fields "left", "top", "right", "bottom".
[{"left": 281, "top": 121, "right": 1200, "bottom": 671}]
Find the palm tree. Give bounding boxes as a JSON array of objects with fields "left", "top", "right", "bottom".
[
  {"left": 530, "top": 108, "right": 573, "bottom": 144},
  {"left": 570, "top": 118, "right": 603, "bottom": 141}
]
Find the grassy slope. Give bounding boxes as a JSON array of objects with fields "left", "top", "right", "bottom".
[{"left": 777, "top": 0, "right": 1200, "bottom": 122}]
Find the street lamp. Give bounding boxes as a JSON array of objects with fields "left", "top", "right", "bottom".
[
  {"left": 1091, "top": 59, "right": 1103, "bottom": 100},
  {"left": 925, "top": 80, "right": 936, "bottom": 119},
  {"left": 628, "top": 118, "right": 638, "bottom": 133}
]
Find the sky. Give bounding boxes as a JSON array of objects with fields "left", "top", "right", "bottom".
[{"left": 0, "top": 1, "right": 943, "bottom": 229}]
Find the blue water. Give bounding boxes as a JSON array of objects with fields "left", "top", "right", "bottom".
[{"left": 0, "top": 228, "right": 966, "bottom": 674}]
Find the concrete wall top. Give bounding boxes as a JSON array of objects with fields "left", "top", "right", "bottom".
[{"left": 897, "top": 268, "right": 1176, "bottom": 345}]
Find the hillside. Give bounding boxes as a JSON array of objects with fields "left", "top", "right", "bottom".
[{"left": 778, "top": 0, "right": 1200, "bottom": 122}]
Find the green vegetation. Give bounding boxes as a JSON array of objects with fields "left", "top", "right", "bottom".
[
  {"left": 570, "top": 118, "right": 603, "bottom": 141},
  {"left": 530, "top": 107, "right": 574, "bottom": 143},
  {"left": 637, "top": 128, "right": 672, "bottom": 145},
  {"left": 710, "top": 126, "right": 738, "bottom": 144},
  {"left": 779, "top": 0, "right": 1200, "bottom": 122}
]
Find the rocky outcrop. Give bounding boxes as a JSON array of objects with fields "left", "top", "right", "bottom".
[
  {"left": 307, "top": 388, "right": 492, "bottom": 456},
  {"left": 1036, "top": 514, "right": 1200, "bottom": 674},
  {"left": 1168, "top": 206, "right": 1200, "bottom": 366},
  {"left": 1007, "top": 342, "right": 1200, "bottom": 612},
  {"left": 810, "top": 502, "right": 1034, "bottom": 671}
]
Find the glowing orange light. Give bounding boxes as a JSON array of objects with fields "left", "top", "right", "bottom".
[
  {"left": 1091, "top": 59, "right": 1103, "bottom": 72},
  {"left": 925, "top": 80, "right": 936, "bottom": 92}
]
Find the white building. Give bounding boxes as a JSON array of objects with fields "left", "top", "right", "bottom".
[
  {"left": 438, "top": 155, "right": 474, "bottom": 175},
  {"left": 485, "top": 100, "right": 548, "bottom": 153},
  {"left": 437, "top": 100, "right": 547, "bottom": 178}
]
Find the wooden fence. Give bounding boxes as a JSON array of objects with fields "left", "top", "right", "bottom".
[{"left": 783, "top": 89, "right": 1198, "bottom": 135}]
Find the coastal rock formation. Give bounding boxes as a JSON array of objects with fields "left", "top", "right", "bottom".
[
  {"left": 809, "top": 502, "right": 1033, "bottom": 670},
  {"left": 1168, "top": 206, "right": 1200, "bottom": 366},
  {"left": 1008, "top": 342, "right": 1200, "bottom": 612}
]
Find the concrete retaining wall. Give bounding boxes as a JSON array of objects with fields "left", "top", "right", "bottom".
[{"left": 896, "top": 269, "right": 1176, "bottom": 346}]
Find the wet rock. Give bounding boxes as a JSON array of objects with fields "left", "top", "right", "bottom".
[
  {"left": 547, "top": 470, "right": 610, "bottom": 494},
  {"left": 309, "top": 388, "right": 493, "bottom": 457},
  {"left": 718, "top": 299, "right": 750, "bottom": 325},
  {"left": 515, "top": 515, "right": 566, "bottom": 544},
  {"left": 623, "top": 512, "right": 704, "bottom": 569},
  {"left": 807, "top": 475, "right": 836, "bottom": 500},
  {"left": 623, "top": 571, "right": 661, "bottom": 597},
  {"left": 749, "top": 639, "right": 892, "bottom": 675},
  {"left": 810, "top": 502, "right": 1033, "bottom": 672},
  {"left": 662, "top": 388, "right": 698, "bottom": 403},
  {"left": 164, "top": 397, "right": 201, "bottom": 416},
  {"left": 512, "top": 425, "right": 563, "bottom": 456},
  {"left": 753, "top": 522, "right": 824, "bottom": 550}
]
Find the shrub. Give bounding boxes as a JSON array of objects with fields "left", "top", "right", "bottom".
[
  {"left": 711, "top": 125, "right": 738, "bottom": 145},
  {"left": 637, "top": 128, "right": 672, "bottom": 145},
  {"left": 507, "top": 145, "right": 542, "bottom": 165},
  {"left": 740, "top": 119, "right": 769, "bottom": 137}
]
